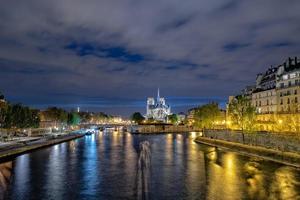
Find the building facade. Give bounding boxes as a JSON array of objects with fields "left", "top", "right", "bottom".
[
  {"left": 252, "top": 89, "right": 277, "bottom": 114},
  {"left": 146, "top": 89, "right": 171, "bottom": 122},
  {"left": 236, "top": 57, "right": 300, "bottom": 114},
  {"left": 250, "top": 66, "right": 281, "bottom": 114},
  {"left": 276, "top": 57, "right": 300, "bottom": 113}
]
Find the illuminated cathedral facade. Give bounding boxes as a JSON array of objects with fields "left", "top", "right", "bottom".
[{"left": 146, "top": 89, "right": 171, "bottom": 122}]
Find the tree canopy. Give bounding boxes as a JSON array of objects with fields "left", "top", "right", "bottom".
[
  {"left": 0, "top": 103, "right": 40, "bottom": 128},
  {"left": 68, "top": 112, "right": 81, "bottom": 125},
  {"left": 0, "top": 92, "right": 4, "bottom": 100},
  {"left": 193, "top": 103, "right": 222, "bottom": 129},
  {"left": 41, "top": 107, "right": 68, "bottom": 123},
  {"left": 228, "top": 95, "right": 256, "bottom": 131},
  {"left": 131, "top": 112, "right": 145, "bottom": 124},
  {"left": 168, "top": 114, "right": 178, "bottom": 124}
]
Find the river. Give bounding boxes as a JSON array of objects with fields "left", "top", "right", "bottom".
[{"left": 0, "top": 131, "right": 299, "bottom": 200}]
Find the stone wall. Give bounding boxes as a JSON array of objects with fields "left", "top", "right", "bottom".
[
  {"left": 130, "top": 125, "right": 201, "bottom": 133},
  {"left": 203, "top": 129, "right": 300, "bottom": 153}
]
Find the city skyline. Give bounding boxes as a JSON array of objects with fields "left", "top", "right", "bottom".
[{"left": 1, "top": 0, "right": 300, "bottom": 115}]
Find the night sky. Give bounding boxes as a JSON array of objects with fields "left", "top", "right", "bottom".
[{"left": 1, "top": 0, "right": 300, "bottom": 116}]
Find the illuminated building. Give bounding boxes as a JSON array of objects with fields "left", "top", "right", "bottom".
[
  {"left": 251, "top": 65, "right": 281, "bottom": 114},
  {"left": 146, "top": 89, "right": 171, "bottom": 122},
  {"left": 236, "top": 57, "right": 300, "bottom": 114},
  {"left": 276, "top": 57, "right": 300, "bottom": 113}
]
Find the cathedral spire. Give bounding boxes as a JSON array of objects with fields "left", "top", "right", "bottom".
[{"left": 157, "top": 88, "right": 160, "bottom": 101}]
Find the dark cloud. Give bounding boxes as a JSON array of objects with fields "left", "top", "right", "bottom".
[
  {"left": 64, "top": 41, "right": 145, "bottom": 62},
  {"left": 0, "top": 0, "right": 300, "bottom": 116},
  {"left": 223, "top": 42, "right": 251, "bottom": 52}
]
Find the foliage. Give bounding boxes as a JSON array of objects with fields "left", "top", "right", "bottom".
[
  {"left": 168, "top": 114, "right": 178, "bottom": 124},
  {"left": 228, "top": 96, "right": 256, "bottom": 131},
  {"left": 0, "top": 103, "right": 40, "bottom": 128},
  {"left": 78, "top": 112, "right": 91, "bottom": 123},
  {"left": 131, "top": 112, "right": 145, "bottom": 124},
  {"left": 193, "top": 103, "right": 222, "bottom": 129},
  {"left": 0, "top": 100, "right": 7, "bottom": 127},
  {"left": 146, "top": 117, "right": 155, "bottom": 123},
  {"left": 68, "top": 112, "right": 81, "bottom": 125},
  {"left": 0, "top": 92, "right": 4, "bottom": 100},
  {"left": 42, "top": 107, "right": 68, "bottom": 123}
]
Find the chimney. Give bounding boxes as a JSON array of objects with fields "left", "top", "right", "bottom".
[{"left": 289, "top": 57, "right": 292, "bottom": 66}]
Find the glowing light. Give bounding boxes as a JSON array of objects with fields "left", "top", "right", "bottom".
[{"left": 191, "top": 132, "right": 197, "bottom": 138}]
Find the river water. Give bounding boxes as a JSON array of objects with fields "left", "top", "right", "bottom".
[{"left": 0, "top": 132, "right": 300, "bottom": 200}]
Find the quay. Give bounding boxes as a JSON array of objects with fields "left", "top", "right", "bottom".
[
  {"left": 129, "top": 124, "right": 202, "bottom": 134},
  {"left": 195, "top": 129, "right": 300, "bottom": 168},
  {"left": 0, "top": 133, "right": 84, "bottom": 160}
]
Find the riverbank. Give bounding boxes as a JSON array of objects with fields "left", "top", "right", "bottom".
[
  {"left": 0, "top": 133, "right": 84, "bottom": 160},
  {"left": 195, "top": 136, "right": 300, "bottom": 168},
  {"left": 129, "top": 125, "right": 201, "bottom": 134}
]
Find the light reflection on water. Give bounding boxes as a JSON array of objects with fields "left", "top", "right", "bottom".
[{"left": 0, "top": 132, "right": 299, "bottom": 200}]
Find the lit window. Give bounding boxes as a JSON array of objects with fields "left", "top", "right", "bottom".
[{"left": 290, "top": 73, "right": 296, "bottom": 79}]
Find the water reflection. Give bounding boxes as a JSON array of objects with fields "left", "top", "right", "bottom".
[
  {"left": 137, "top": 141, "right": 151, "bottom": 200},
  {"left": 0, "top": 132, "right": 300, "bottom": 200},
  {"left": 269, "top": 167, "right": 300, "bottom": 200},
  {"left": 244, "top": 161, "right": 267, "bottom": 199}
]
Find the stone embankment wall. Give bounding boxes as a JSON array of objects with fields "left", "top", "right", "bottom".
[
  {"left": 203, "top": 129, "right": 300, "bottom": 153},
  {"left": 130, "top": 125, "right": 201, "bottom": 133}
]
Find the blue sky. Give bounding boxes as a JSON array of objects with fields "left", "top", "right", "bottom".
[{"left": 0, "top": 0, "right": 300, "bottom": 116}]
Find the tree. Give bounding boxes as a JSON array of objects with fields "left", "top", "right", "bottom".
[
  {"left": 42, "top": 107, "right": 68, "bottom": 123},
  {"left": 68, "top": 112, "right": 81, "bottom": 125},
  {"left": 131, "top": 112, "right": 145, "bottom": 124},
  {"left": 193, "top": 103, "right": 222, "bottom": 129},
  {"left": 0, "top": 96, "right": 7, "bottom": 127},
  {"left": 1, "top": 103, "right": 40, "bottom": 128},
  {"left": 146, "top": 117, "right": 155, "bottom": 123},
  {"left": 168, "top": 114, "right": 178, "bottom": 125},
  {"left": 228, "top": 95, "right": 256, "bottom": 131},
  {"left": 78, "top": 112, "right": 91, "bottom": 123},
  {"left": 0, "top": 92, "right": 4, "bottom": 100}
]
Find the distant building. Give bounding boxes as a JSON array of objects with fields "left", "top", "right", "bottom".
[{"left": 146, "top": 89, "right": 171, "bottom": 122}]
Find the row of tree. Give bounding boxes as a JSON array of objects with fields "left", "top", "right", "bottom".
[
  {"left": 41, "top": 107, "right": 111, "bottom": 126},
  {"left": 192, "top": 103, "right": 223, "bottom": 129},
  {"left": 0, "top": 103, "right": 40, "bottom": 129},
  {"left": 0, "top": 92, "right": 40, "bottom": 128},
  {"left": 0, "top": 92, "right": 111, "bottom": 129},
  {"left": 190, "top": 97, "right": 256, "bottom": 132},
  {"left": 130, "top": 112, "right": 180, "bottom": 125}
]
